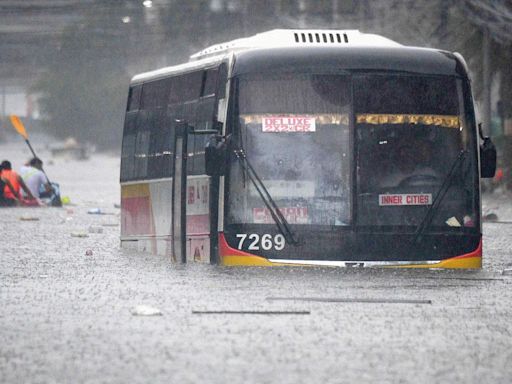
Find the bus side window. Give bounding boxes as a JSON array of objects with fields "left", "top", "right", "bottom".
[
  {"left": 162, "top": 67, "right": 226, "bottom": 176},
  {"left": 160, "top": 113, "right": 174, "bottom": 177},
  {"left": 138, "top": 77, "right": 177, "bottom": 180},
  {"left": 167, "top": 103, "right": 185, "bottom": 178},
  {"left": 191, "top": 64, "right": 227, "bottom": 175},
  {"left": 127, "top": 85, "right": 142, "bottom": 112},
  {"left": 134, "top": 111, "right": 150, "bottom": 180},
  {"left": 217, "top": 63, "right": 227, "bottom": 99},
  {"left": 191, "top": 96, "right": 217, "bottom": 175},
  {"left": 167, "top": 71, "right": 204, "bottom": 176},
  {"left": 169, "top": 71, "right": 202, "bottom": 105},
  {"left": 147, "top": 109, "right": 169, "bottom": 179},
  {"left": 141, "top": 78, "right": 171, "bottom": 109},
  {"left": 183, "top": 101, "right": 198, "bottom": 174},
  {"left": 202, "top": 68, "right": 218, "bottom": 98},
  {"left": 120, "top": 111, "right": 137, "bottom": 181}
]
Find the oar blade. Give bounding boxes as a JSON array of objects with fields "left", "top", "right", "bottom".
[{"left": 9, "top": 115, "right": 28, "bottom": 140}]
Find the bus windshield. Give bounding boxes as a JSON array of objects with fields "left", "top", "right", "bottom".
[
  {"left": 355, "top": 75, "right": 477, "bottom": 230},
  {"left": 228, "top": 73, "right": 351, "bottom": 227},
  {"left": 227, "top": 72, "right": 477, "bottom": 232}
]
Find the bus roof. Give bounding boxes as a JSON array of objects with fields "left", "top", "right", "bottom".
[
  {"left": 131, "top": 29, "right": 467, "bottom": 84},
  {"left": 189, "top": 29, "right": 401, "bottom": 60},
  {"left": 231, "top": 46, "right": 466, "bottom": 77}
]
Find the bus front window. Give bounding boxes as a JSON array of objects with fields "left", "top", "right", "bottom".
[
  {"left": 227, "top": 73, "right": 351, "bottom": 227},
  {"left": 355, "top": 75, "right": 477, "bottom": 230}
]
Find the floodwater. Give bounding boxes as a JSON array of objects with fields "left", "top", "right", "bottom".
[{"left": 1, "top": 136, "right": 512, "bottom": 384}]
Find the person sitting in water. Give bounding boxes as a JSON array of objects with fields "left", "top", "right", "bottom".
[
  {"left": 0, "top": 160, "right": 35, "bottom": 205},
  {"left": 19, "top": 157, "right": 52, "bottom": 199},
  {"left": 0, "top": 163, "right": 20, "bottom": 207}
]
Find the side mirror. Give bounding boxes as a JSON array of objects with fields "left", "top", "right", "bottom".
[
  {"left": 479, "top": 124, "right": 496, "bottom": 178},
  {"left": 205, "top": 135, "right": 227, "bottom": 177}
]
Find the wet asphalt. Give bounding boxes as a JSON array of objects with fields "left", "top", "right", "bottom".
[{"left": 1, "top": 139, "right": 512, "bottom": 384}]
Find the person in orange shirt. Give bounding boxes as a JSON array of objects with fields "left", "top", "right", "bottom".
[
  {"left": 0, "top": 160, "right": 34, "bottom": 206},
  {"left": 0, "top": 163, "right": 19, "bottom": 206}
]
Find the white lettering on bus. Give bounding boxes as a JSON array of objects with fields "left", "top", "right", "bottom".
[
  {"left": 236, "top": 234, "right": 286, "bottom": 251},
  {"left": 262, "top": 115, "right": 316, "bottom": 132}
]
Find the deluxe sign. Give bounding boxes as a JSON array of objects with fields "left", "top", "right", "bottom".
[
  {"left": 379, "top": 194, "right": 432, "bottom": 206},
  {"left": 262, "top": 115, "right": 316, "bottom": 132}
]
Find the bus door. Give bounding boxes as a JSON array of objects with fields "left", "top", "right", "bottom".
[{"left": 172, "top": 122, "right": 188, "bottom": 263}]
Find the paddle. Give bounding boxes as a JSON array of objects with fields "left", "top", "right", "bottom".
[{"left": 9, "top": 115, "right": 61, "bottom": 206}]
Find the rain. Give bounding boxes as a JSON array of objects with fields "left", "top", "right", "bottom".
[{"left": 1, "top": 1, "right": 512, "bottom": 383}]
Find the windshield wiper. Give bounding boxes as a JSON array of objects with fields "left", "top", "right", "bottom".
[
  {"left": 413, "top": 150, "right": 467, "bottom": 244},
  {"left": 233, "top": 147, "right": 299, "bottom": 246}
]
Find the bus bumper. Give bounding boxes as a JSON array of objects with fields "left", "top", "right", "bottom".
[{"left": 219, "top": 233, "right": 482, "bottom": 269}]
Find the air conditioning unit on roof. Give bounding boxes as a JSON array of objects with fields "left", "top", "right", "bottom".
[{"left": 190, "top": 29, "right": 401, "bottom": 60}]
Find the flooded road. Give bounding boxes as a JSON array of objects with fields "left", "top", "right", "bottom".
[{"left": 1, "top": 138, "right": 512, "bottom": 384}]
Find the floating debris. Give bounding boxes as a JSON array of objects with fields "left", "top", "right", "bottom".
[
  {"left": 71, "top": 232, "right": 89, "bottom": 238},
  {"left": 87, "top": 208, "right": 115, "bottom": 215},
  {"left": 19, "top": 216, "right": 39, "bottom": 221},
  {"left": 60, "top": 216, "right": 73, "bottom": 224},
  {"left": 114, "top": 203, "right": 121, "bottom": 209},
  {"left": 421, "top": 276, "right": 504, "bottom": 281},
  {"left": 484, "top": 220, "right": 512, "bottom": 225},
  {"left": 463, "top": 215, "right": 475, "bottom": 227},
  {"left": 267, "top": 297, "right": 432, "bottom": 304},
  {"left": 483, "top": 213, "right": 498, "bottom": 222},
  {"left": 85, "top": 250, "right": 93, "bottom": 256},
  {"left": 445, "top": 217, "right": 461, "bottom": 227},
  {"left": 61, "top": 196, "right": 71, "bottom": 205},
  {"left": 88, "top": 226, "right": 103, "bottom": 234},
  {"left": 101, "top": 223, "right": 119, "bottom": 227},
  {"left": 192, "top": 310, "right": 310, "bottom": 315},
  {"left": 130, "top": 305, "right": 163, "bottom": 316}
]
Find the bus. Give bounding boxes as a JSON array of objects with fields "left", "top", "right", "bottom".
[{"left": 120, "top": 29, "right": 496, "bottom": 268}]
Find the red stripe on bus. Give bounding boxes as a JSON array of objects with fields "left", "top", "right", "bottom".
[
  {"left": 219, "top": 232, "right": 257, "bottom": 258},
  {"left": 448, "top": 238, "right": 482, "bottom": 260}
]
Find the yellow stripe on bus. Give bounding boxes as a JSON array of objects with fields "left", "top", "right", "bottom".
[
  {"left": 388, "top": 256, "right": 481, "bottom": 269},
  {"left": 238, "top": 114, "right": 460, "bottom": 128},
  {"left": 221, "top": 255, "right": 481, "bottom": 269},
  {"left": 121, "top": 183, "right": 150, "bottom": 199},
  {"left": 221, "top": 255, "right": 305, "bottom": 267},
  {"left": 357, "top": 114, "right": 460, "bottom": 128}
]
